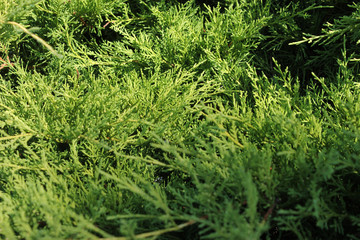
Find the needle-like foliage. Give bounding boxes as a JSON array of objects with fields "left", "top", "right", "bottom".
[{"left": 0, "top": 0, "right": 359, "bottom": 239}]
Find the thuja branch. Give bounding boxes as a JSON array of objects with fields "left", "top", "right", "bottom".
[
  {"left": 102, "top": 216, "right": 208, "bottom": 240},
  {"left": 6, "top": 21, "right": 63, "bottom": 59},
  {"left": 0, "top": 133, "right": 33, "bottom": 141}
]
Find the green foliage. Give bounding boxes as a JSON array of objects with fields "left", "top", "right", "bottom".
[{"left": 0, "top": 0, "right": 359, "bottom": 239}]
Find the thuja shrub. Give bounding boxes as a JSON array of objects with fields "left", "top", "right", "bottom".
[{"left": 0, "top": 0, "right": 359, "bottom": 239}]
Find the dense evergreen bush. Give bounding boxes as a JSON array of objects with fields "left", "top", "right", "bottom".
[{"left": 0, "top": 0, "right": 359, "bottom": 239}]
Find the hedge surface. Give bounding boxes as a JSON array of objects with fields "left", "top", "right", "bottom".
[{"left": 0, "top": 0, "right": 359, "bottom": 239}]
